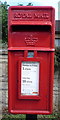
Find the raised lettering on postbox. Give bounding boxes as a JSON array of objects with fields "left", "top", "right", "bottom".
[{"left": 12, "top": 10, "right": 51, "bottom": 21}]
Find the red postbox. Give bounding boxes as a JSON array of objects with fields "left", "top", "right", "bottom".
[{"left": 8, "top": 6, "right": 55, "bottom": 114}]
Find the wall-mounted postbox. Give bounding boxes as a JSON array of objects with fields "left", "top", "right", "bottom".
[{"left": 8, "top": 6, "right": 55, "bottom": 114}]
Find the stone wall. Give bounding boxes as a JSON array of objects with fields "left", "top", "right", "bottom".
[
  {"left": 0, "top": 50, "right": 8, "bottom": 117},
  {"left": 0, "top": 50, "right": 60, "bottom": 116}
]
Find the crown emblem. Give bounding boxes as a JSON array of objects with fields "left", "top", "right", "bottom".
[{"left": 25, "top": 35, "right": 38, "bottom": 46}]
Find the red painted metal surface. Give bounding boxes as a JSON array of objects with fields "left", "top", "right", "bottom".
[{"left": 8, "top": 6, "right": 55, "bottom": 114}]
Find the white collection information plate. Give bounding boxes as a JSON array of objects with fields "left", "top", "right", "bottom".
[{"left": 21, "top": 62, "right": 39, "bottom": 96}]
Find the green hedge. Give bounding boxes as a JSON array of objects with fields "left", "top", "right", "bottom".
[{"left": 55, "top": 47, "right": 60, "bottom": 70}]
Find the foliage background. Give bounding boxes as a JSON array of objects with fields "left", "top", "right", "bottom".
[{"left": 1, "top": 1, "right": 9, "bottom": 43}]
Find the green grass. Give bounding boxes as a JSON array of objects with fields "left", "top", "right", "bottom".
[
  {"left": 2, "top": 114, "right": 26, "bottom": 120},
  {"left": 2, "top": 113, "right": 60, "bottom": 120},
  {"left": 38, "top": 112, "right": 60, "bottom": 118}
]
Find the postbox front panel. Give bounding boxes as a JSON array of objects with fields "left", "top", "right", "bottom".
[
  {"left": 8, "top": 6, "right": 55, "bottom": 114},
  {"left": 10, "top": 25, "right": 51, "bottom": 48},
  {"left": 9, "top": 51, "right": 53, "bottom": 113}
]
